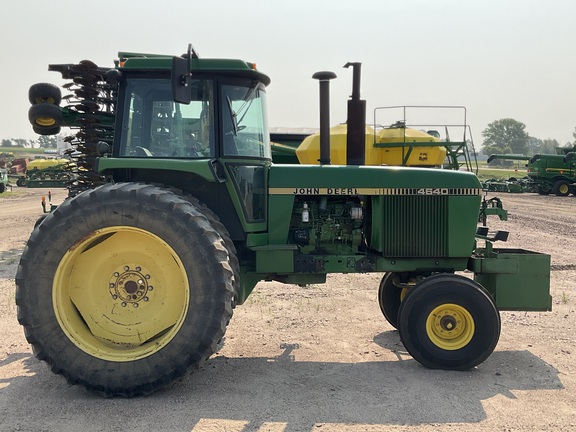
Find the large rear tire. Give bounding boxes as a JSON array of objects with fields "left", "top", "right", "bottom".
[
  {"left": 398, "top": 274, "right": 500, "bottom": 370},
  {"left": 16, "top": 183, "right": 234, "bottom": 396},
  {"left": 167, "top": 189, "right": 240, "bottom": 306},
  {"left": 553, "top": 179, "right": 571, "bottom": 197}
]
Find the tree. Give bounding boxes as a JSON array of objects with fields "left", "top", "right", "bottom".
[
  {"left": 527, "top": 137, "right": 560, "bottom": 155},
  {"left": 482, "top": 118, "right": 529, "bottom": 155},
  {"left": 541, "top": 138, "right": 561, "bottom": 154},
  {"left": 11, "top": 138, "right": 27, "bottom": 148},
  {"left": 37, "top": 135, "right": 57, "bottom": 149}
]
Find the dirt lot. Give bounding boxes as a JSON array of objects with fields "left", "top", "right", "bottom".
[{"left": 0, "top": 188, "right": 575, "bottom": 432}]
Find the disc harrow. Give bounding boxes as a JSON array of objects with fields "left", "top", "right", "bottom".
[{"left": 49, "top": 61, "right": 117, "bottom": 197}]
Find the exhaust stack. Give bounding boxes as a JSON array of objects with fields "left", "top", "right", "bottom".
[
  {"left": 312, "top": 71, "right": 337, "bottom": 165},
  {"left": 344, "top": 62, "right": 366, "bottom": 166}
]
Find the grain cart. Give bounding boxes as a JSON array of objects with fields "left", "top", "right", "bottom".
[{"left": 17, "top": 46, "right": 551, "bottom": 397}]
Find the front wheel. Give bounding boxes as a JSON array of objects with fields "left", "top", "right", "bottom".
[
  {"left": 398, "top": 274, "right": 500, "bottom": 370},
  {"left": 16, "top": 183, "right": 235, "bottom": 396},
  {"left": 377, "top": 273, "right": 407, "bottom": 329}
]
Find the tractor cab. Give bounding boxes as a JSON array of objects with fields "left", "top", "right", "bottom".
[{"left": 100, "top": 52, "right": 274, "bottom": 235}]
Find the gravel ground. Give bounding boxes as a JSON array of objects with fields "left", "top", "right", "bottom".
[{"left": 0, "top": 188, "right": 575, "bottom": 432}]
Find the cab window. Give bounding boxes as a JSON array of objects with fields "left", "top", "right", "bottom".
[
  {"left": 119, "top": 78, "right": 215, "bottom": 158},
  {"left": 221, "top": 83, "right": 270, "bottom": 159}
]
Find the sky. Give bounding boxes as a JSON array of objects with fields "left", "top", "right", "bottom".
[{"left": 1, "top": 0, "right": 575, "bottom": 147}]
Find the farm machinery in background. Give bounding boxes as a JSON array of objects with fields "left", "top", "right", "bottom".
[
  {"left": 13, "top": 158, "right": 75, "bottom": 188},
  {"left": 271, "top": 105, "right": 479, "bottom": 173},
  {"left": 17, "top": 46, "right": 551, "bottom": 397},
  {"left": 486, "top": 146, "right": 576, "bottom": 196},
  {"left": 0, "top": 153, "right": 74, "bottom": 189},
  {"left": 0, "top": 167, "right": 8, "bottom": 193}
]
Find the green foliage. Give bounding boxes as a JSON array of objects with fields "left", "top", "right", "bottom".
[
  {"left": 540, "top": 138, "right": 561, "bottom": 154},
  {"left": 527, "top": 137, "right": 560, "bottom": 155},
  {"left": 37, "top": 135, "right": 57, "bottom": 149},
  {"left": 482, "top": 118, "right": 529, "bottom": 155},
  {"left": 475, "top": 167, "right": 526, "bottom": 181}
]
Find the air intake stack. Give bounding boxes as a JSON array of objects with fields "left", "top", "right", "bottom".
[{"left": 312, "top": 71, "right": 337, "bottom": 165}]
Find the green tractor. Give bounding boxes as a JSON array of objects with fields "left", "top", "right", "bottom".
[
  {"left": 0, "top": 167, "right": 9, "bottom": 193},
  {"left": 17, "top": 45, "right": 551, "bottom": 397},
  {"left": 488, "top": 147, "right": 576, "bottom": 196}
]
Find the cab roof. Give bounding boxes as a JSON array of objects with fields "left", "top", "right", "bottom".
[{"left": 118, "top": 51, "right": 271, "bottom": 86}]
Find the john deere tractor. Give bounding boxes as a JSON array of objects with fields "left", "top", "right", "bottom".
[
  {"left": 17, "top": 45, "right": 551, "bottom": 397},
  {"left": 488, "top": 147, "right": 576, "bottom": 196}
]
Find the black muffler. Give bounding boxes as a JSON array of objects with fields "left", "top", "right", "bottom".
[{"left": 344, "top": 62, "right": 366, "bottom": 166}]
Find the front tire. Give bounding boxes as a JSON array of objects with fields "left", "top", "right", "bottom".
[
  {"left": 398, "top": 274, "right": 500, "bottom": 370},
  {"left": 377, "top": 272, "right": 407, "bottom": 329},
  {"left": 16, "top": 183, "right": 234, "bottom": 396}
]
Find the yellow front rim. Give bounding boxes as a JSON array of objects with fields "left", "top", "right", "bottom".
[
  {"left": 36, "top": 117, "right": 56, "bottom": 127},
  {"left": 559, "top": 184, "right": 569, "bottom": 194},
  {"left": 426, "top": 303, "right": 475, "bottom": 350},
  {"left": 53, "top": 226, "right": 189, "bottom": 362},
  {"left": 400, "top": 287, "right": 408, "bottom": 302}
]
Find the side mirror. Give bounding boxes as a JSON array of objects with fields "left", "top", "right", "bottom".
[{"left": 171, "top": 56, "right": 191, "bottom": 104}]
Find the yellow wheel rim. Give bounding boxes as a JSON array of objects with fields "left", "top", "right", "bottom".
[
  {"left": 425, "top": 303, "right": 475, "bottom": 350},
  {"left": 35, "top": 117, "right": 56, "bottom": 127},
  {"left": 400, "top": 287, "right": 408, "bottom": 302},
  {"left": 559, "top": 184, "right": 569, "bottom": 194},
  {"left": 34, "top": 97, "right": 56, "bottom": 104},
  {"left": 53, "top": 226, "right": 190, "bottom": 362}
]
